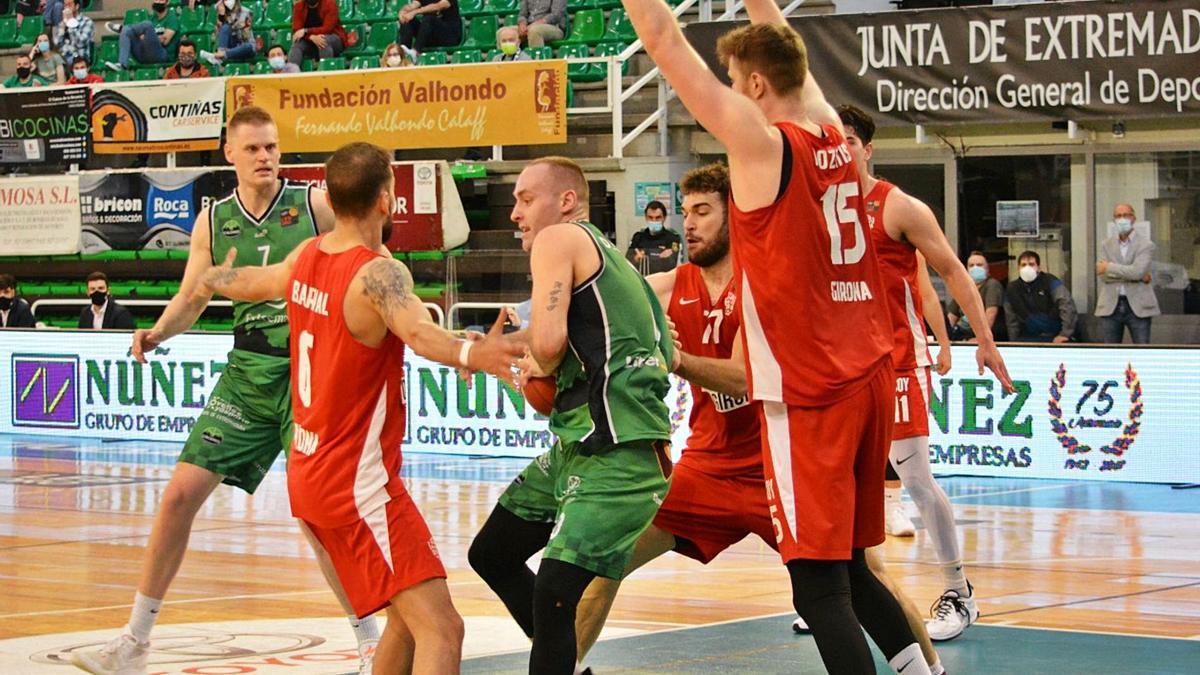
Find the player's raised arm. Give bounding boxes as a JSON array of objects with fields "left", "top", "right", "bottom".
[
  {"left": 132, "top": 207, "right": 217, "bottom": 362},
  {"left": 356, "top": 257, "right": 521, "bottom": 383},
  {"left": 197, "top": 240, "right": 307, "bottom": 304},
  {"left": 527, "top": 224, "right": 579, "bottom": 375},
  {"left": 893, "top": 193, "right": 1013, "bottom": 392},
  {"left": 619, "top": 0, "right": 777, "bottom": 162}
]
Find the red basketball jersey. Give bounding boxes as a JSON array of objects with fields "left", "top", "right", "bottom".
[
  {"left": 667, "top": 263, "right": 761, "bottom": 478},
  {"left": 287, "top": 236, "right": 407, "bottom": 528},
  {"left": 729, "top": 122, "right": 892, "bottom": 406},
  {"left": 865, "top": 180, "right": 931, "bottom": 371}
]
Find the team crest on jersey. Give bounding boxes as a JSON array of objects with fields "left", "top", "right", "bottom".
[
  {"left": 867, "top": 199, "right": 880, "bottom": 212},
  {"left": 723, "top": 292, "right": 736, "bottom": 316},
  {"left": 221, "top": 220, "right": 241, "bottom": 238},
  {"left": 200, "top": 427, "right": 224, "bottom": 446},
  {"left": 279, "top": 207, "right": 300, "bottom": 227}
]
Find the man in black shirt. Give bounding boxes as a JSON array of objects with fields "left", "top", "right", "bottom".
[
  {"left": 626, "top": 200, "right": 681, "bottom": 275},
  {"left": 397, "top": 0, "right": 463, "bottom": 52},
  {"left": 77, "top": 271, "right": 136, "bottom": 330},
  {"left": 0, "top": 274, "right": 36, "bottom": 328},
  {"left": 1003, "top": 250, "right": 1077, "bottom": 343}
]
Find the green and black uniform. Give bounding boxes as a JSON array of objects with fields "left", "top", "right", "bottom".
[
  {"left": 499, "top": 221, "right": 675, "bottom": 579},
  {"left": 178, "top": 180, "right": 318, "bottom": 492}
]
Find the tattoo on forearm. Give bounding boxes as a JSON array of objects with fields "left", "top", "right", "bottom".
[
  {"left": 361, "top": 259, "right": 413, "bottom": 313},
  {"left": 211, "top": 267, "right": 240, "bottom": 288},
  {"left": 547, "top": 281, "right": 564, "bottom": 311}
]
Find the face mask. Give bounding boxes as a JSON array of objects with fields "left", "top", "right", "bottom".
[
  {"left": 66, "top": 17, "right": 79, "bottom": 28},
  {"left": 179, "top": 55, "right": 196, "bottom": 68},
  {"left": 1115, "top": 218, "right": 1133, "bottom": 235},
  {"left": 268, "top": 56, "right": 286, "bottom": 70},
  {"left": 90, "top": 291, "right": 108, "bottom": 306},
  {"left": 386, "top": 55, "right": 403, "bottom": 67},
  {"left": 224, "top": 0, "right": 237, "bottom": 8},
  {"left": 73, "top": 67, "right": 88, "bottom": 79},
  {"left": 0, "top": 297, "right": 12, "bottom": 311},
  {"left": 968, "top": 265, "right": 987, "bottom": 283},
  {"left": 152, "top": 3, "right": 168, "bottom": 13},
  {"left": 647, "top": 220, "right": 664, "bottom": 234},
  {"left": 16, "top": 66, "right": 30, "bottom": 79},
  {"left": 1018, "top": 265, "right": 1038, "bottom": 284},
  {"left": 500, "top": 42, "right": 519, "bottom": 55},
  {"left": 37, "top": 41, "right": 49, "bottom": 53}
]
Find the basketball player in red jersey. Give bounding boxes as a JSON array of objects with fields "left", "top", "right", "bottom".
[
  {"left": 197, "top": 142, "right": 522, "bottom": 673},
  {"left": 571, "top": 163, "right": 948, "bottom": 675},
  {"left": 838, "top": 105, "right": 1013, "bottom": 641},
  {"left": 617, "top": 0, "right": 1002, "bottom": 670}
]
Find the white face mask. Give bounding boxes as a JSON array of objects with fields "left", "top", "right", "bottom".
[
  {"left": 1115, "top": 217, "right": 1133, "bottom": 235},
  {"left": 66, "top": 17, "right": 79, "bottom": 28},
  {"left": 268, "top": 55, "right": 286, "bottom": 70},
  {"left": 1019, "top": 265, "right": 1038, "bottom": 283},
  {"left": 387, "top": 55, "right": 403, "bottom": 67},
  {"left": 224, "top": 0, "right": 237, "bottom": 9}
]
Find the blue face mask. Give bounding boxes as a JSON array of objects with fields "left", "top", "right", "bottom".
[
  {"left": 1115, "top": 218, "right": 1133, "bottom": 235},
  {"left": 268, "top": 56, "right": 286, "bottom": 70},
  {"left": 968, "top": 265, "right": 987, "bottom": 283},
  {"left": 37, "top": 41, "right": 50, "bottom": 53},
  {"left": 647, "top": 220, "right": 664, "bottom": 234}
]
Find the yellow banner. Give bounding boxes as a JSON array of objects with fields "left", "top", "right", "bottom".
[{"left": 226, "top": 61, "right": 568, "bottom": 152}]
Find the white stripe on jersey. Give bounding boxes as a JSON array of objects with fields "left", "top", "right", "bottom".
[
  {"left": 903, "top": 283, "right": 931, "bottom": 368},
  {"left": 763, "top": 402, "right": 798, "bottom": 542},
  {"left": 354, "top": 383, "right": 392, "bottom": 529},
  {"left": 741, "top": 271, "right": 784, "bottom": 403},
  {"left": 362, "top": 502, "right": 395, "bottom": 573}
]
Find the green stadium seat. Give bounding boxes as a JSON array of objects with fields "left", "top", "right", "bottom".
[
  {"left": 188, "top": 33, "right": 215, "bottom": 52},
  {"left": 253, "top": 59, "right": 273, "bottom": 74},
  {"left": 362, "top": 21, "right": 396, "bottom": 55},
  {"left": 301, "top": 59, "right": 317, "bottom": 71},
  {"left": 337, "top": 0, "right": 357, "bottom": 21},
  {"left": 317, "top": 57, "right": 346, "bottom": 71},
  {"left": 123, "top": 9, "right": 150, "bottom": 26},
  {"left": 594, "top": 0, "right": 621, "bottom": 9},
  {"left": 484, "top": 48, "right": 501, "bottom": 61},
  {"left": 459, "top": 0, "right": 486, "bottom": 17},
  {"left": 133, "top": 66, "right": 162, "bottom": 80},
  {"left": 358, "top": 0, "right": 388, "bottom": 21},
  {"left": 137, "top": 250, "right": 171, "bottom": 260},
  {"left": 16, "top": 15, "right": 43, "bottom": 45},
  {"left": 108, "top": 69, "right": 133, "bottom": 82},
  {"left": 179, "top": 7, "right": 208, "bottom": 34},
  {"left": 97, "top": 38, "right": 120, "bottom": 64},
  {"left": 222, "top": 61, "right": 252, "bottom": 76},
  {"left": 462, "top": 15, "right": 497, "bottom": 50},
  {"left": 557, "top": 44, "right": 599, "bottom": 82},
  {"left": 601, "top": 8, "right": 635, "bottom": 43},
  {"left": 499, "top": 13, "right": 517, "bottom": 26},
  {"left": 342, "top": 22, "right": 368, "bottom": 55},
  {"left": 271, "top": 27, "right": 293, "bottom": 52},
  {"left": 593, "top": 41, "right": 628, "bottom": 78},
  {"left": 0, "top": 17, "right": 17, "bottom": 49},
  {"left": 483, "top": 0, "right": 519, "bottom": 16},
  {"left": 264, "top": 0, "right": 293, "bottom": 29},
  {"left": 527, "top": 46, "right": 552, "bottom": 60},
  {"left": 450, "top": 49, "right": 482, "bottom": 64},
  {"left": 350, "top": 54, "right": 377, "bottom": 69},
  {"left": 417, "top": 51, "right": 447, "bottom": 66},
  {"left": 386, "top": 0, "right": 405, "bottom": 16},
  {"left": 557, "top": 9, "right": 603, "bottom": 45},
  {"left": 567, "top": 0, "right": 595, "bottom": 10}
]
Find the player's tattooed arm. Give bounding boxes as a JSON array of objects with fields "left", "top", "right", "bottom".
[
  {"left": 198, "top": 244, "right": 299, "bottom": 303},
  {"left": 360, "top": 257, "right": 414, "bottom": 315},
  {"left": 546, "top": 281, "right": 564, "bottom": 312},
  {"left": 528, "top": 226, "right": 575, "bottom": 374}
]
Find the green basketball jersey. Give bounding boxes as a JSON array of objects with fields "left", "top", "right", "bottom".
[
  {"left": 209, "top": 180, "right": 318, "bottom": 354},
  {"left": 548, "top": 350, "right": 591, "bottom": 445},
  {"left": 567, "top": 221, "right": 673, "bottom": 451}
]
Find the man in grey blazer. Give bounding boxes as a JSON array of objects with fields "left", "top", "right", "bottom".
[{"left": 1095, "top": 203, "right": 1159, "bottom": 344}]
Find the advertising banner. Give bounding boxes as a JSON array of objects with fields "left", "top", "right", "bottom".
[
  {"left": 91, "top": 80, "right": 225, "bottom": 154},
  {"left": 0, "top": 175, "right": 82, "bottom": 255},
  {"left": 226, "top": 60, "right": 568, "bottom": 152},
  {"left": 3, "top": 333, "right": 1197, "bottom": 484},
  {"left": 0, "top": 86, "right": 89, "bottom": 164},
  {"left": 685, "top": 0, "right": 1200, "bottom": 126},
  {"left": 79, "top": 169, "right": 238, "bottom": 252}
]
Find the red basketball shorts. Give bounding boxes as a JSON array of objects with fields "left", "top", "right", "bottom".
[
  {"left": 759, "top": 362, "right": 893, "bottom": 561},
  {"left": 893, "top": 367, "right": 931, "bottom": 440},
  {"left": 304, "top": 491, "right": 447, "bottom": 619},
  {"left": 652, "top": 457, "right": 777, "bottom": 563}
]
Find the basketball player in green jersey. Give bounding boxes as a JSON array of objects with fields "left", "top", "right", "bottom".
[
  {"left": 72, "top": 107, "right": 380, "bottom": 675},
  {"left": 469, "top": 156, "right": 675, "bottom": 674}
]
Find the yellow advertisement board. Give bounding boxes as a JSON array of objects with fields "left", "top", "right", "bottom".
[{"left": 226, "top": 61, "right": 568, "bottom": 152}]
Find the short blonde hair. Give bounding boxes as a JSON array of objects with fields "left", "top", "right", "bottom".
[{"left": 528, "top": 156, "right": 589, "bottom": 203}]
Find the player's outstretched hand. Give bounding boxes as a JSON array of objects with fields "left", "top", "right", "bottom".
[
  {"left": 194, "top": 247, "right": 238, "bottom": 303},
  {"left": 470, "top": 335, "right": 525, "bottom": 388},
  {"left": 976, "top": 342, "right": 1014, "bottom": 394},
  {"left": 131, "top": 328, "right": 165, "bottom": 364},
  {"left": 935, "top": 346, "right": 951, "bottom": 376}
]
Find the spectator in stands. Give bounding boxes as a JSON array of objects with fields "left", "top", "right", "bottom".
[
  {"left": 518, "top": 0, "right": 567, "bottom": 48},
  {"left": 1096, "top": 203, "right": 1160, "bottom": 344},
  {"left": 164, "top": 39, "right": 210, "bottom": 79},
  {"left": 52, "top": 0, "right": 95, "bottom": 66},
  {"left": 4, "top": 54, "right": 48, "bottom": 88},
  {"left": 492, "top": 25, "right": 531, "bottom": 61},
  {"left": 947, "top": 250, "right": 1003, "bottom": 342},
  {"left": 30, "top": 34, "right": 67, "bottom": 85},
  {"left": 288, "top": 0, "right": 348, "bottom": 66},
  {"left": 380, "top": 42, "right": 414, "bottom": 68},
  {"left": 201, "top": 0, "right": 257, "bottom": 68},
  {"left": 79, "top": 272, "right": 136, "bottom": 330},
  {"left": 396, "top": 0, "right": 463, "bottom": 53},
  {"left": 626, "top": 200, "right": 682, "bottom": 275},
  {"left": 0, "top": 275, "right": 37, "bottom": 329},
  {"left": 105, "top": 1, "right": 180, "bottom": 72},
  {"left": 14, "top": 1, "right": 39, "bottom": 30},
  {"left": 265, "top": 44, "right": 300, "bottom": 73},
  {"left": 67, "top": 56, "right": 105, "bottom": 84},
  {"left": 1004, "top": 250, "right": 1077, "bottom": 343}
]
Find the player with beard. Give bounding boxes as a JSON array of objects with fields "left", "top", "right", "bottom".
[{"left": 195, "top": 142, "right": 522, "bottom": 673}]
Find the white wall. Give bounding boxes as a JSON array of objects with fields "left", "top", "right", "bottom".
[{"left": 833, "top": 0, "right": 894, "bottom": 14}]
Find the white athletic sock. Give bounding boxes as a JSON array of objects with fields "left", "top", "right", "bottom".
[
  {"left": 126, "top": 592, "right": 162, "bottom": 643},
  {"left": 348, "top": 614, "right": 380, "bottom": 647},
  {"left": 930, "top": 657, "right": 945, "bottom": 675},
  {"left": 941, "top": 560, "right": 968, "bottom": 596},
  {"left": 885, "top": 485, "right": 903, "bottom": 508},
  {"left": 889, "top": 643, "right": 931, "bottom": 675}
]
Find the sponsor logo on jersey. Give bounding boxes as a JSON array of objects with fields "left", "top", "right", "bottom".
[
  {"left": 625, "top": 355, "right": 662, "bottom": 369},
  {"left": 279, "top": 206, "right": 300, "bottom": 227},
  {"left": 201, "top": 427, "right": 224, "bottom": 445},
  {"left": 723, "top": 291, "right": 736, "bottom": 316},
  {"left": 830, "top": 280, "right": 874, "bottom": 303},
  {"left": 293, "top": 423, "right": 320, "bottom": 456},
  {"left": 290, "top": 280, "right": 330, "bottom": 317},
  {"left": 221, "top": 220, "right": 242, "bottom": 238},
  {"left": 702, "top": 387, "right": 751, "bottom": 413}
]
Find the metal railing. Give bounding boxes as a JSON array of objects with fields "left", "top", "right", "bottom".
[{"left": 31, "top": 298, "right": 447, "bottom": 328}]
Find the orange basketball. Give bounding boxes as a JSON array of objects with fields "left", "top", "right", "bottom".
[{"left": 522, "top": 376, "right": 557, "bottom": 416}]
